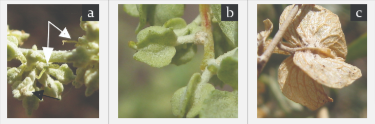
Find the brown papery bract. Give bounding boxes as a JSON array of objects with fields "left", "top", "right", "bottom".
[
  {"left": 257, "top": 19, "right": 291, "bottom": 56},
  {"left": 293, "top": 51, "right": 362, "bottom": 89},
  {"left": 280, "top": 5, "right": 347, "bottom": 58},
  {"left": 272, "top": 4, "right": 362, "bottom": 110},
  {"left": 278, "top": 57, "right": 333, "bottom": 110}
]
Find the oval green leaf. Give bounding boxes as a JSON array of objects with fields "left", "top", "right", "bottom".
[
  {"left": 136, "top": 26, "right": 177, "bottom": 48},
  {"left": 148, "top": 4, "right": 184, "bottom": 26},
  {"left": 171, "top": 73, "right": 201, "bottom": 117},
  {"left": 133, "top": 44, "right": 176, "bottom": 68},
  {"left": 199, "top": 90, "right": 238, "bottom": 118},
  {"left": 123, "top": 4, "right": 139, "bottom": 17},
  {"left": 217, "top": 53, "right": 238, "bottom": 90},
  {"left": 163, "top": 17, "right": 187, "bottom": 29},
  {"left": 172, "top": 43, "right": 197, "bottom": 66}
]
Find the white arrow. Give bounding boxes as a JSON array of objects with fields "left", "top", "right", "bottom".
[{"left": 43, "top": 21, "right": 71, "bottom": 65}]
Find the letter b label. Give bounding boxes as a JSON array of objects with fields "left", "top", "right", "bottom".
[{"left": 221, "top": 4, "right": 238, "bottom": 21}]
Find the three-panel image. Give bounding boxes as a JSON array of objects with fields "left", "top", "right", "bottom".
[{"left": 1, "top": 0, "right": 372, "bottom": 124}]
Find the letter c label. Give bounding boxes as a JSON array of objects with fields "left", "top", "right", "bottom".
[{"left": 356, "top": 10, "right": 362, "bottom": 18}]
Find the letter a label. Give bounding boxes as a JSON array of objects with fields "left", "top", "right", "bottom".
[{"left": 82, "top": 4, "right": 99, "bottom": 21}]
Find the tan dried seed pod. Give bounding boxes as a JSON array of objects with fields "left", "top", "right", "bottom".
[
  {"left": 276, "top": 4, "right": 362, "bottom": 110},
  {"left": 278, "top": 56, "right": 333, "bottom": 110}
]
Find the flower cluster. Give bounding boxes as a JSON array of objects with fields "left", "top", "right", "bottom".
[{"left": 7, "top": 17, "right": 99, "bottom": 115}]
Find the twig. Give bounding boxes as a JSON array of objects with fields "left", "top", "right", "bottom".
[
  {"left": 176, "top": 34, "right": 196, "bottom": 45},
  {"left": 199, "top": 4, "right": 215, "bottom": 71},
  {"left": 19, "top": 48, "right": 73, "bottom": 63},
  {"left": 278, "top": 42, "right": 297, "bottom": 53},
  {"left": 257, "top": 4, "right": 301, "bottom": 77}
]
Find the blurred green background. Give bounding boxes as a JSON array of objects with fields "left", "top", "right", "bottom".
[
  {"left": 257, "top": 4, "right": 367, "bottom": 118},
  {"left": 7, "top": 5, "right": 99, "bottom": 118}
]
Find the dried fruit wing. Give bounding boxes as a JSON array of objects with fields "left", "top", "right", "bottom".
[
  {"left": 257, "top": 19, "right": 273, "bottom": 55},
  {"left": 278, "top": 56, "right": 333, "bottom": 110},
  {"left": 257, "top": 19, "right": 290, "bottom": 55},
  {"left": 257, "top": 19, "right": 273, "bottom": 45},
  {"left": 293, "top": 51, "right": 361, "bottom": 88},
  {"left": 280, "top": 4, "right": 347, "bottom": 58}
]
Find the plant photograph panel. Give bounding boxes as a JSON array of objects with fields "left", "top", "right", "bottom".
[
  {"left": 118, "top": 4, "right": 238, "bottom": 118},
  {"left": 257, "top": 4, "right": 367, "bottom": 118},
  {"left": 7, "top": 5, "right": 99, "bottom": 118}
]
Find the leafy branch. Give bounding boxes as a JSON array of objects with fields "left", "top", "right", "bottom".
[{"left": 123, "top": 4, "right": 238, "bottom": 118}]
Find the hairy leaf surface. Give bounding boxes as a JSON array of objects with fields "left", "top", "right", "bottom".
[
  {"left": 200, "top": 90, "right": 238, "bottom": 118},
  {"left": 134, "top": 44, "right": 176, "bottom": 68},
  {"left": 211, "top": 4, "right": 238, "bottom": 47}
]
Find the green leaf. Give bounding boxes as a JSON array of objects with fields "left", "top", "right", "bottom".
[
  {"left": 136, "top": 26, "right": 177, "bottom": 48},
  {"left": 134, "top": 44, "right": 176, "bottom": 68},
  {"left": 186, "top": 83, "right": 215, "bottom": 118},
  {"left": 123, "top": 4, "right": 139, "bottom": 17},
  {"left": 7, "top": 40, "right": 18, "bottom": 61},
  {"left": 7, "top": 35, "right": 18, "bottom": 46},
  {"left": 212, "top": 23, "right": 235, "bottom": 58},
  {"left": 148, "top": 4, "right": 184, "bottom": 26},
  {"left": 211, "top": 4, "right": 238, "bottom": 47},
  {"left": 132, "top": 26, "right": 178, "bottom": 67},
  {"left": 131, "top": 4, "right": 184, "bottom": 34},
  {"left": 163, "top": 17, "right": 187, "bottom": 29},
  {"left": 172, "top": 43, "right": 197, "bottom": 66},
  {"left": 73, "top": 67, "right": 86, "bottom": 88},
  {"left": 7, "top": 36, "right": 26, "bottom": 63},
  {"left": 135, "top": 4, "right": 149, "bottom": 34},
  {"left": 7, "top": 28, "right": 30, "bottom": 45},
  {"left": 171, "top": 86, "right": 187, "bottom": 117},
  {"left": 171, "top": 73, "right": 201, "bottom": 117},
  {"left": 209, "top": 75, "right": 224, "bottom": 88},
  {"left": 217, "top": 51, "right": 238, "bottom": 90},
  {"left": 67, "top": 46, "right": 92, "bottom": 68},
  {"left": 84, "top": 21, "right": 99, "bottom": 42},
  {"left": 13, "top": 76, "right": 35, "bottom": 99},
  {"left": 234, "top": 22, "right": 238, "bottom": 46},
  {"left": 346, "top": 33, "right": 367, "bottom": 62},
  {"left": 7, "top": 67, "right": 21, "bottom": 84},
  {"left": 48, "top": 64, "right": 76, "bottom": 85},
  {"left": 200, "top": 90, "right": 238, "bottom": 118},
  {"left": 171, "top": 73, "right": 216, "bottom": 118},
  {"left": 172, "top": 19, "right": 200, "bottom": 36},
  {"left": 25, "top": 48, "right": 45, "bottom": 67},
  {"left": 84, "top": 67, "right": 99, "bottom": 97},
  {"left": 44, "top": 81, "right": 64, "bottom": 100}
]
